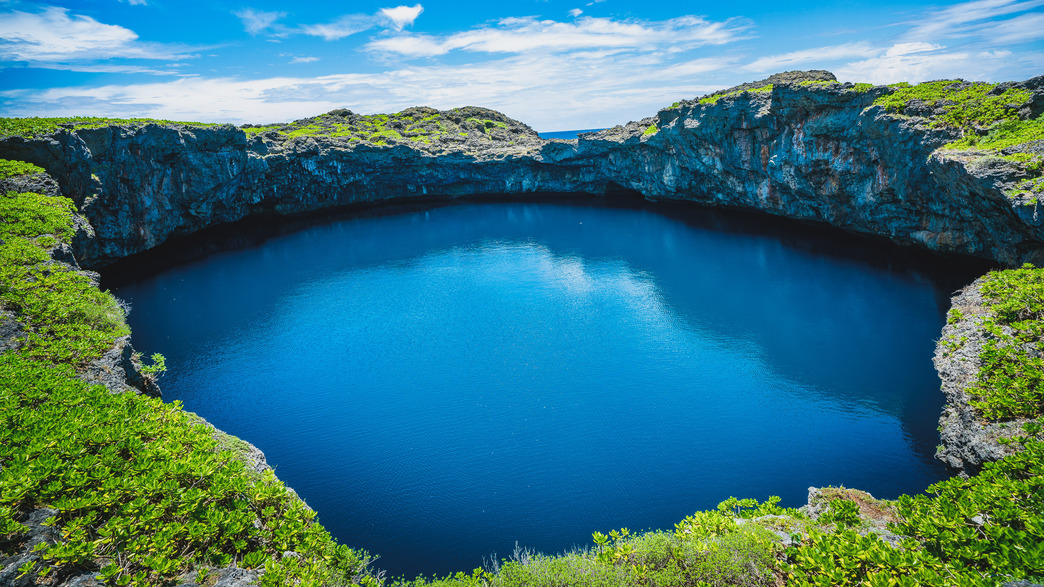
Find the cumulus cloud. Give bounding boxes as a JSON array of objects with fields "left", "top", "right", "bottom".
[
  {"left": 569, "top": 8, "right": 583, "bottom": 17},
  {"left": 234, "top": 8, "right": 287, "bottom": 36},
  {"left": 0, "top": 49, "right": 735, "bottom": 129},
  {"left": 368, "top": 14, "right": 751, "bottom": 57},
  {"left": 0, "top": 6, "right": 194, "bottom": 63},
  {"left": 380, "top": 4, "right": 423, "bottom": 31}
]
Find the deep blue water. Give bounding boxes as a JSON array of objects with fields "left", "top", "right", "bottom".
[
  {"left": 537, "top": 128, "right": 606, "bottom": 139},
  {"left": 110, "top": 200, "right": 985, "bottom": 580}
]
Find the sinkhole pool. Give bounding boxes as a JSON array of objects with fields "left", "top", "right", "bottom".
[{"left": 107, "top": 198, "right": 988, "bottom": 579}]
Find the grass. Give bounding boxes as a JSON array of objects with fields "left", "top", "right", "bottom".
[
  {"left": 0, "top": 159, "right": 45, "bottom": 179},
  {"left": 871, "top": 79, "right": 1042, "bottom": 202},
  {"left": 0, "top": 117, "right": 215, "bottom": 138},
  {"left": 240, "top": 107, "right": 524, "bottom": 147},
  {"left": 961, "top": 264, "right": 1044, "bottom": 420},
  {"left": 0, "top": 159, "right": 381, "bottom": 587},
  {"left": 872, "top": 81, "right": 1032, "bottom": 132},
  {"left": 699, "top": 84, "right": 774, "bottom": 106}
]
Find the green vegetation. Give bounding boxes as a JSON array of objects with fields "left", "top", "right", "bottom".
[
  {"left": 964, "top": 264, "right": 1044, "bottom": 420},
  {"left": 643, "top": 124, "right": 659, "bottom": 136},
  {"left": 0, "top": 190, "right": 129, "bottom": 365},
  {"left": 798, "top": 80, "right": 838, "bottom": 88},
  {"left": 240, "top": 107, "right": 524, "bottom": 148},
  {"left": 699, "top": 84, "right": 774, "bottom": 106},
  {"left": 788, "top": 429, "right": 1044, "bottom": 586},
  {"left": 873, "top": 81, "right": 1032, "bottom": 132},
  {"left": 872, "top": 80, "right": 1042, "bottom": 202},
  {"left": 0, "top": 354, "right": 378, "bottom": 587},
  {"left": 0, "top": 159, "right": 380, "bottom": 586},
  {"left": 0, "top": 117, "right": 215, "bottom": 138},
  {"left": 0, "top": 158, "right": 45, "bottom": 179},
  {"left": 398, "top": 498, "right": 793, "bottom": 587}
]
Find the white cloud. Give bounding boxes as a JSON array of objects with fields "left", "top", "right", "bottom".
[
  {"left": 977, "top": 11, "right": 1044, "bottom": 43},
  {"left": 380, "top": 4, "right": 423, "bottom": 31},
  {"left": 569, "top": 8, "right": 583, "bottom": 17},
  {"left": 836, "top": 48, "right": 1044, "bottom": 84},
  {"left": 0, "top": 48, "right": 741, "bottom": 129},
  {"left": 902, "top": 0, "right": 1044, "bottom": 42},
  {"left": 234, "top": 8, "right": 286, "bottom": 36},
  {"left": 368, "top": 14, "right": 750, "bottom": 57},
  {"left": 300, "top": 15, "right": 375, "bottom": 40},
  {"left": 884, "top": 42, "right": 944, "bottom": 57},
  {"left": 744, "top": 42, "right": 878, "bottom": 72},
  {"left": 0, "top": 6, "right": 193, "bottom": 63},
  {"left": 119, "top": 0, "right": 148, "bottom": 5},
  {"left": 238, "top": 5, "right": 424, "bottom": 41},
  {"left": 291, "top": 56, "right": 320, "bottom": 63}
]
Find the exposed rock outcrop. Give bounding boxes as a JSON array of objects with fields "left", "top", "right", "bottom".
[
  {"left": 933, "top": 279, "right": 1034, "bottom": 473},
  {"left": 1, "top": 74, "right": 1042, "bottom": 269}
]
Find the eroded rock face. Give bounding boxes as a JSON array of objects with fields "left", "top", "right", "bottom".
[
  {"left": 1, "top": 80, "right": 1042, "bottom": 269},
  {"left": 933, "top": 280, "right": 1032, "bottom": 474}
]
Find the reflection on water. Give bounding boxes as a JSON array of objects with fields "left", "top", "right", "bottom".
[{"left": 109, "top": 199, "right": 989, "bottom": 579}]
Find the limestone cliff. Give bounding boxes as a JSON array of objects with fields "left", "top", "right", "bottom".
[{"left": 1, "top": 74, "right": 1042, "bottom": 269}]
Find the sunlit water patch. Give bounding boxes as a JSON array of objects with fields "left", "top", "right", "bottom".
[{"left": 110, "top": 200, "right": 985, "bottom": 579}]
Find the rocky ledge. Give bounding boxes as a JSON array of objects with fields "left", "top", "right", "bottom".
[
  {"left": 2, "top": 71, "right": 1042, "bottom": 475},
  {"left": 1, "top": 71, "right": 1042, "bottom": 269},
  {"left": 934, "top": 277, "right": 1039, "bottom": 474}
]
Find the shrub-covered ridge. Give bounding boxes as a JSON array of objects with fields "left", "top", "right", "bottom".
[
  {"left": 0, "top": 160, "right": 381, "bottom": 586},
  {"left": 870, "top": 79, "right": 1044, "bottom": 204}
]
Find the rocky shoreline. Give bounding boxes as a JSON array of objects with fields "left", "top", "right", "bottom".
[
  {"left": 1, "top": 75, "right": 1042, "bottom": 271},
  {"left": 2, "top": 73, "right": 1043, "bottom": 585}
]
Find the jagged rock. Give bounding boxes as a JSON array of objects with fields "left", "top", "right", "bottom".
[
  {"left": 0, "top": 309, "right": 25, "bottom": 352},
  {"left": 176, "top": 565, "right": 260, "bottom": 587},
  {"left": 0, "top": 171, "right": 62, "bottom": 198},
  {"left": 1, "top": 77, "right": 1042, "bottom": 269},
  {"left": 933, "top": 280, "right": 1031, "bottom": 473},
  {"left": 81, "top": 335, "right": 160, "bottom": 397},
  {"left": 0, "top": 508, "right": 60, "bottom": 586}
]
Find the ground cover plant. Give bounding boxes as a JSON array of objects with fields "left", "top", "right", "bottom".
[
  {"left": 966, "top": 264, "right": 1044, "bottom": 420},
  {"left": 3, "top": 76, "right": 1044, "bottom": 585},
  {"left": 239, "top": 106, "right": 529, "bottom": 149},
  {"left": 0, "top": 117, "right": 215, "bottom": 139},
  {"left": 0, "top": 160, "right": 381, "bottom": 586},
  {"left": 871, "top": 80, "right": 1044, "bottom": 203}
]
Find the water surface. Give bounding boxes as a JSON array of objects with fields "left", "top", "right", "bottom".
[{"left": 110, "top": 200, "right": 985, "bottom": 579}]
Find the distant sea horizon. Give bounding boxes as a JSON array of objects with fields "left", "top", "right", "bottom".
[{"left": 537, "top": 128, "right": 607, "bottom": 140}]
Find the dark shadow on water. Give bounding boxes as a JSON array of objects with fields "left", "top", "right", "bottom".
[
  {"left": 102, "top": 193, "right": 994, "bottom": 294},
  {"left": 102, "top": 194, "right": 996, "bottom": 580}
]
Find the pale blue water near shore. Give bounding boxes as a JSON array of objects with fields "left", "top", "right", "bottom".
[{"left": 110, "top": 200, "right": 986, "bottom": 580}]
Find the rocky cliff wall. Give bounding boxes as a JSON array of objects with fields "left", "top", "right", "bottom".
[{"left": 1, "top": 79, "right": 1042, "bottom": 269}]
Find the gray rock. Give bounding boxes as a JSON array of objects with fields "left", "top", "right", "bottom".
[
  {"left": 0, "top": 309, "right": 25, "bottom": 352},
  {"left": 0, "top": 508, "right": 60, "bottom": 587},
  {"left": 81, "top": 335, "right": 161, "bottom": 397},
  {"left": 1, "top": 75, "right": 1041, "bottom": 269},
  {"left": 933, "top": 280, "right": 1031, "bottom": 472},
  {"left": 176, "top": 565, "right": 261, "bottom": 587}
]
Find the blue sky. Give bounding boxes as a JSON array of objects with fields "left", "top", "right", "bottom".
[{"left": 0, "top": 0, "right": 1042, "bottom": 130}]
